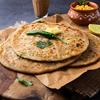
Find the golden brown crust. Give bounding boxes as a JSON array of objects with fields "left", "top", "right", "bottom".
[
  {"left": 0, "top": 37, "right": 80, "bottom": 74},
  {"left": 11, "top": 22, "right": 89, "bottom": 61},
  {"left": 70, "top": 33, "right": 100, "bottom": 66}
]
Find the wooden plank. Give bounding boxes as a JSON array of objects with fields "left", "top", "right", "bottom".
[
  {"left": 0, "top": 63, "right": 17, "bottom": 95},
  {"left": 0, "top": 14, "right": 99, "bottom": 99},
  {"left": 2, "top": 73, "right": 71, "bottom": 100}
]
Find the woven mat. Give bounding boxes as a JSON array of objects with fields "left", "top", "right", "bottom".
[{"left": 65, "top": 67, "right": 100, "bottom": 98}]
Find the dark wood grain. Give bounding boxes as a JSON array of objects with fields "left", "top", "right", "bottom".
[
  {"left": 0, "top": 63, "right": 17, "bottom": 95},
  {"left": 0, "top": 14, "right": 100, "bottom": 100},
  {"left": 2, "top": 73, "right": 73, "bottom": 100}
]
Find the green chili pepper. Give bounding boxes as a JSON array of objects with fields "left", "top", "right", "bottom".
[
  {"left": 36, "top": 20, "right": 45, "bottom": 23},
  {"left": 26, "top": 31, "right": 67, "bottom": 44}
]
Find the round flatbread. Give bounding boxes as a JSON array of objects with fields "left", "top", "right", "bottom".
[
  {"left": 70, "top": 33, "right": 100, "bottom": 66},
  {"left": 11, "top": 22, "right": 89, "bottom": 61},
  {"left": 0, "top": 37, "right": 80, "bottom": 74}
]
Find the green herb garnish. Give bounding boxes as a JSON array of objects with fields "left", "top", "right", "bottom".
[
  {"left": 37, "top": 20, "right": 45, "bottom": 23},
  {"left": 45, "top": 40, "right": 53, "bottom": 46},
  {"left": 78, "top": 0, "right": 88, "bottom": 6},
  {"left": 26, "top": 31, "right": 67, "bottom": 44},
  {"left": 17, "top": 78, "right": 33, "bottom": 86},
  {"left": 36, "top": 41, "right": 45, "bottom": 48},
  {"left": 22, "top": 26, "right": 25, "bottom": 28},
  {"left": 36, "top": 40, "right": 52, "bottom": 49}
]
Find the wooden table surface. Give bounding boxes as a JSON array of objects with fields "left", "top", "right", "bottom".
[{"left": 0, "top": 14, "right": 100, "bottom": 100}]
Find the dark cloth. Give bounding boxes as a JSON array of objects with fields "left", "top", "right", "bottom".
[{"left": 65, "top": 68, "right": 100, "bottom": 98}]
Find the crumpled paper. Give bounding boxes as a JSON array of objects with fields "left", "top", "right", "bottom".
[{"left": 0, "top": 14, "right": 100, "bottom": 89}]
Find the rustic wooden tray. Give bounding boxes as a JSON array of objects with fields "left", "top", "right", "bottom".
[{"left": 0, "top": 14, "right": 100, "bottom": 100}]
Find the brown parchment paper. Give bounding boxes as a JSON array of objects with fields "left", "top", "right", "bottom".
[
  {"left": 36, "top": 14, "right": 100, "bottom": 89},
  {"left": 0, "top": 14, "right": 100, "bottom": 90}
]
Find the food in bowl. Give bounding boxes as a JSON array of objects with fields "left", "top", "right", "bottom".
[
  {"left": 75, "top": 5, "right": 94, "bottom": 10},
  {"left": 74, "top": 0, "right": 94, "bottom": 10},
  {"left": 68, "top": 0, "right": 100, "bottom": 25}
]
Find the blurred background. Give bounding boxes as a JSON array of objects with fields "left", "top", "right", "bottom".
[{"left": 0, "top": 0, "right": 99, "bottom": 30}]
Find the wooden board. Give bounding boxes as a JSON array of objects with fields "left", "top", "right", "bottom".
[{"left": 0, "top": 14, "right": 100, "bottom": 100}]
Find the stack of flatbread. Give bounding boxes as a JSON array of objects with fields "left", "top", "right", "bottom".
[{"left": 0, "top": 22, "right": 100, "bottom": 74}]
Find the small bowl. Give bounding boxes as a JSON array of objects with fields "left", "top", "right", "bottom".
[{"left": 68, "top": 1, "right": 100, "bottom": 25}]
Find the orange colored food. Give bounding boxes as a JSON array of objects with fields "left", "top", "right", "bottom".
[{"left": 75, "top": 5, "right": 94, "bottom": 10}]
